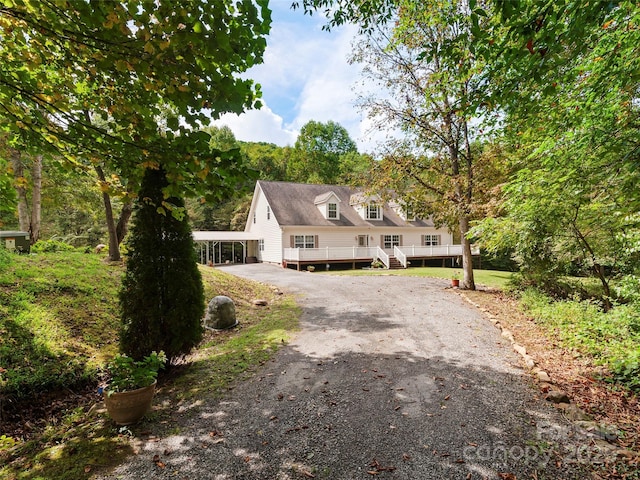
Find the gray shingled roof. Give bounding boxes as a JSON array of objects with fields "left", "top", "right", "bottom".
[{"left": 257, "top": 181, "right": 434, "bottom": 228}]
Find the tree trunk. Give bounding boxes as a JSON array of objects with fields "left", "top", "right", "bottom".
[
  {"left": 9, "top": 149, "right": 43, "bottom": 244},
  {"left": 116, "top": 197, "right": 133, "bottom": 245},
  {"left": 94, "top": 165, "right": 121, "bottom": 262},
  {"left": 29, "top": 155, "right": 42, "bottom": 244},
  {"left": 459, "top": 215, "right": 476, "bottom": 290},
  {"left": 10, "top": 149, "right": 30, "bottom": 233},
  {"left": 572, "top": 221, "right": 611, "bottom": 311}
]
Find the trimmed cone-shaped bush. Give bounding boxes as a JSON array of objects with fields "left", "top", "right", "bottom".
[{"left": 119, "top": 167, "right": 204, "bottom": 362}]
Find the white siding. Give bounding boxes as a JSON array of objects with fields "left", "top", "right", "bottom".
[
  {"left": 282, "top": 226, "right": 452, "bottom": 252},
  {"left": 245, "top": 186, "right": 283, "bottom": 263},
  {"left": 317, "top": 203, "right": 328, "bottom": 219}
]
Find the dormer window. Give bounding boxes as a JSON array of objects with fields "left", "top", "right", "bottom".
[
  {"left": 314, "top": 191, "right": 341, "bottom": 220},
  {"left": 399, "top": 204, "right": 415, "bottom": 221},
  {"left": 328, "top": 203, "right": 338, "bottom": 219},
  {"left": 366, "top": 204, "right": 382, "bottom": 220},
  {"left": 351, "top": 193, "right": 384, "bottom": 221}
]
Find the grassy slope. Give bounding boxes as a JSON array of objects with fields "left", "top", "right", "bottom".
[
  {"left": 0, "top": 252, "right": 122, "bottom": 398},
  {"left": 0, "top": 252, "right": 299, "bottom": 480}
]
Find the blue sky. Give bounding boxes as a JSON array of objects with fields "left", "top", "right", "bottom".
[{"left": 212, "top": 2, "right": 376, "bottom": 152}]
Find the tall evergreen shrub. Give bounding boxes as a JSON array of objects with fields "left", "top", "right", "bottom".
[{"left": 119, "top": 167, "right": 204, "bottom": 362}]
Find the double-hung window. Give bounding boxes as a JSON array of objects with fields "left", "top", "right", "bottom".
[
  {"left": 294, "top": 235, "right": 316, "bottom": 249},
  {"left": 366, "top": 204, "right": 381, "bottom": 220},
  {"left": 258, "top": 239, "right": 264, "bottom": 251},
  {"left": 328, "top": 203, "right": 338, "bottom": 219},
  {"left": 383, "top": 234, "right": 401, "bottom": 249},
  {"left": 422, "top": 234, "right": 441, "bottom": 246}
]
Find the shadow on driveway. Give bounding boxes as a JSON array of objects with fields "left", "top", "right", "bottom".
[{"left": 101, "top": 264, "right": 591, "bottom": 479}]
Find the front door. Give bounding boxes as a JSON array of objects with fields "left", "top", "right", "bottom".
[{"left": 357, "top": 235, "right": 369, "bottom": 247}]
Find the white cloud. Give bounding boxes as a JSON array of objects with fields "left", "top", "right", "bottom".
[
  {"left": 293, "top": 27, "right": 361, "bottom": 123},
  {"left": 213, "top": 105, "right": 297, "bottom": 146},
  {"left": 212, "top": 4, "right": 390, "bottom": 155}
]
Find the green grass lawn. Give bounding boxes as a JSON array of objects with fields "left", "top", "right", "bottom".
[
  {"left": 0, "top": 250, "right": 299, "bottom": 480},
  {"left": 328, "top": 266, "right": 513, "bottom": 289},
  {"left": 0, "top": 251, "right": 122, "bottom": 398}
]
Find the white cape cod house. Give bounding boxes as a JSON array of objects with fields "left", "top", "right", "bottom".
[{"left": 194, "top": 180, "right": 478, "bottom": 270}]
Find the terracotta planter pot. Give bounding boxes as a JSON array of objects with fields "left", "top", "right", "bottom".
[
  {"left": 104, "top": 381, "right": 156, "bottom": 425},
  {"left": 451, "top": 279, "right": 460, "bottom": 287}
]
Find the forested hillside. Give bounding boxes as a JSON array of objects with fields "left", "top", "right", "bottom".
[{"left": 1, "top": 121, "right": 371, "bottom": 243}]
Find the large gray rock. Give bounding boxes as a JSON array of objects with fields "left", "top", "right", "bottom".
[{"left": 204, "top": 296, "right": 237, "bottom": 330}]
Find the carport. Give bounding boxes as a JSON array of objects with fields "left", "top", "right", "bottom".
[{"left": 193, "top": 231, "right": 261, "bottom": 265}]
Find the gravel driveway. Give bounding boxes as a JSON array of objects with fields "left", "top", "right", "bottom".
[{"left": 100, "top": 264, "right": 587, "bottom": 479}]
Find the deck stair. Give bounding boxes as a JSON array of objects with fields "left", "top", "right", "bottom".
[{"left": 388, "top": 256, "right": 404, "bottom": 269}]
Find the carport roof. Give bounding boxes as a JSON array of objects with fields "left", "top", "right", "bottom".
[{"left": 192, "top": 231, "right": 261, "bottom": 242}]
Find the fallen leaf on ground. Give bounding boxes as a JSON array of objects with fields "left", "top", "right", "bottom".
[
  {"left": 155, "top": 459, "right": 166, "bottom": 469},
  {"left": 368, "top": 458, "right": 396, "bottom": 473}
]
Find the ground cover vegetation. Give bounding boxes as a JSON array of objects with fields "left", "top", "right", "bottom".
[
  {"left": 464, "top": 288, "right": 640, "bottom": 479},
  {"left": 0, "top": 248, "right": 298, "bottom": 479}
]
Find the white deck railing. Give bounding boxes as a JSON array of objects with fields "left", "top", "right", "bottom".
[
  {"left": 374, "top": 246, "right": 390, "bottom": 269},
  {"left": 393, "top": 246, "right": 408, "bottom": 268},
  {"left": 283, "top": 246, "right": 378, "bottom": 262},
  {"left": 283, "top": 244, "right": 479, "bottom": 264},
  {"left": 395, "top": 244, "right": 480, "bottom": 257}
]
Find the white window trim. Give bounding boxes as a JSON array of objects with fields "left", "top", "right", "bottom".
[
  {"left": 383, "top": 234, "right": 401, "bottom": 249},
  {"left": 294, "top": 235, "right": 316, "bottom": 249},
  {"left": 328, "top": 202, "right": 338, "bottom": 219},
  {"left": 366, "top": 204, "right": 382, "bottom": 220},
  {"left": 422, "top": 234, "right": 441, "bottom": 246}
]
